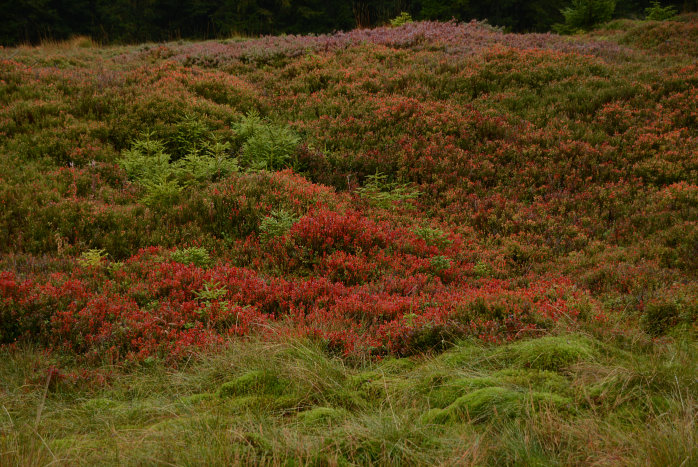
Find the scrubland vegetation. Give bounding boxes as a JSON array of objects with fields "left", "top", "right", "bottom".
[{"left": 1, "top": 15, "right": 697, "bottom": 465}]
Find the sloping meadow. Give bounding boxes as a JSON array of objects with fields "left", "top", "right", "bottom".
[{"left": 1, "top": 19, "right": 696, "bottom": 365}]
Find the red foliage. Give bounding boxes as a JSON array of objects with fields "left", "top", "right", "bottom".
[{"left": 0, "top": 247, "right": 598, "bottom": 362}]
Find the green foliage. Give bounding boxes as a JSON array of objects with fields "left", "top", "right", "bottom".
[
  {"left": 390, "top": 12, "right": 414, "bottom": 27},
  {"left": 429, "top": 255, "right": 452, "bottom": 272},
  {"left": 78, "top": 248, "right": 107, "bottom": 268},
  {"left": 412, "top": 226, "right": 452, "bottom": 249},
  {"left": 174, "top": 140, "right": 239, "bottom": 186},
  {"left": 259, "top": 209, "right": 299, "bottom": 242},
  {"left": 118, "top": 119, "right": 238, "bottom": 210},
  {"left": 118, "top": 134, "right": 180, "bottom": 209},
  {"left": 1, "top": 0, "right": 687, "bottom": 46},
  {"left": 232, "top": 110, "right": 265, "bottom": 141},
  {"left": 233, "top": 111, "right": 301, "bottom": 171},
  {"left": 141, "top": 177, "right": 182, "bottom": 210},
  {"left": 171, "top": 246, "right": 212, "bottom": 268},
  {"left": 645, "top": 1, "right": 678, "bottom": 20},
  {"left": 171, "top": 113, "right": 211, "bottom": 160},
  {"left": 357, "top": 172, "right": 419, "bottom": 210},
  {"left": 473, "top": 261, "right": 493, "bottom": 278},
  {"left": 118, "top": 133, "right": 171, "bottom": 183},
  {"left": 243, "top": 126, "right": 300, "bottom": 171},
  {"left": 554, "top": 0, "right": 617, "bottom": 33},
  {"left": 195, "top": 281, "right": 228, "bottom": 302},
  {"left": 419, "top": 0, "right": 471, "bottom": 21}
]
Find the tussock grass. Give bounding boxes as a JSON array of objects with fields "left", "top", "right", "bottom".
[{"left": 1, "top": 331, "right": 695, "bottom": 465}]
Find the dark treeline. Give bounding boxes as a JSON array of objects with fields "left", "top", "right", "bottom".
[{"left": 0, "top": 0, "right": 694, "bottom": 45}]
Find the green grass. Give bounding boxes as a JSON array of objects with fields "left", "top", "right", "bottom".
[{"left": 1, "top": 331, "right": 695, "bottom": 465}]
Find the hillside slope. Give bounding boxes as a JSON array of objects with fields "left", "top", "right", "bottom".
[{"left": 0, "top": 18, "right": 696, "bottom": 465}]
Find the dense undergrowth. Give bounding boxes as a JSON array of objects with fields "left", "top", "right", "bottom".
[{"left": 0, "top": 16, "right": 697, "bottom": 465}]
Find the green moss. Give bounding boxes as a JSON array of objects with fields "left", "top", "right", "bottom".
[
  {"left": 227, "top": 395, "right": 261, "bottom": 410},
  {"left": 528, "top": 391, "right": 574, "bottom": 413},
  {"left": 297, "top": 406, "right": 347, "bottom": 425},
  {"left": 494, "top": 368, "right": 571, "bottom": 395},
  {"left": 415, "top": 370, "right": 451, "bottom": 391},
  {"left": 421, "top": 408, "right": 444, "bottom": 425},
  {"left": 348, "top": 371, "right": 389, "bottom": 400},
  {"left": 505, "top": 335, "right": 595, "bottom": 371},
  {"left": 425, "top": 376, "right": 501, "bottom": 408},
  {"left": 217, "top": 370, "right": 287, "bottom": 398},
  {"left": 424, "top": 387, "right": 524, "bottom": 424},
  {"left": 423, "top": 387, "right": 573, "bottom": 424}
]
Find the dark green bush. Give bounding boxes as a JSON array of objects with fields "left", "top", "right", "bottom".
[{"left": 554, "top": 0, "right": 616, "bottom": 33}]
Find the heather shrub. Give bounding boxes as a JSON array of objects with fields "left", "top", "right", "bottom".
[
  {"left": 641, "top": 300, "right": 680, "bottom": 336},
  {"left": 640, "top": 285, "right": 697, "bottom": 336},
  {"left": 1, "top": 19, "right": 698, "bottom": 466},
  {"left": 615, "top": 18, "right": 698, "bottom": 56},
  {"left": 398, "top": 323, "right": 462, "bottom": 356}
]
